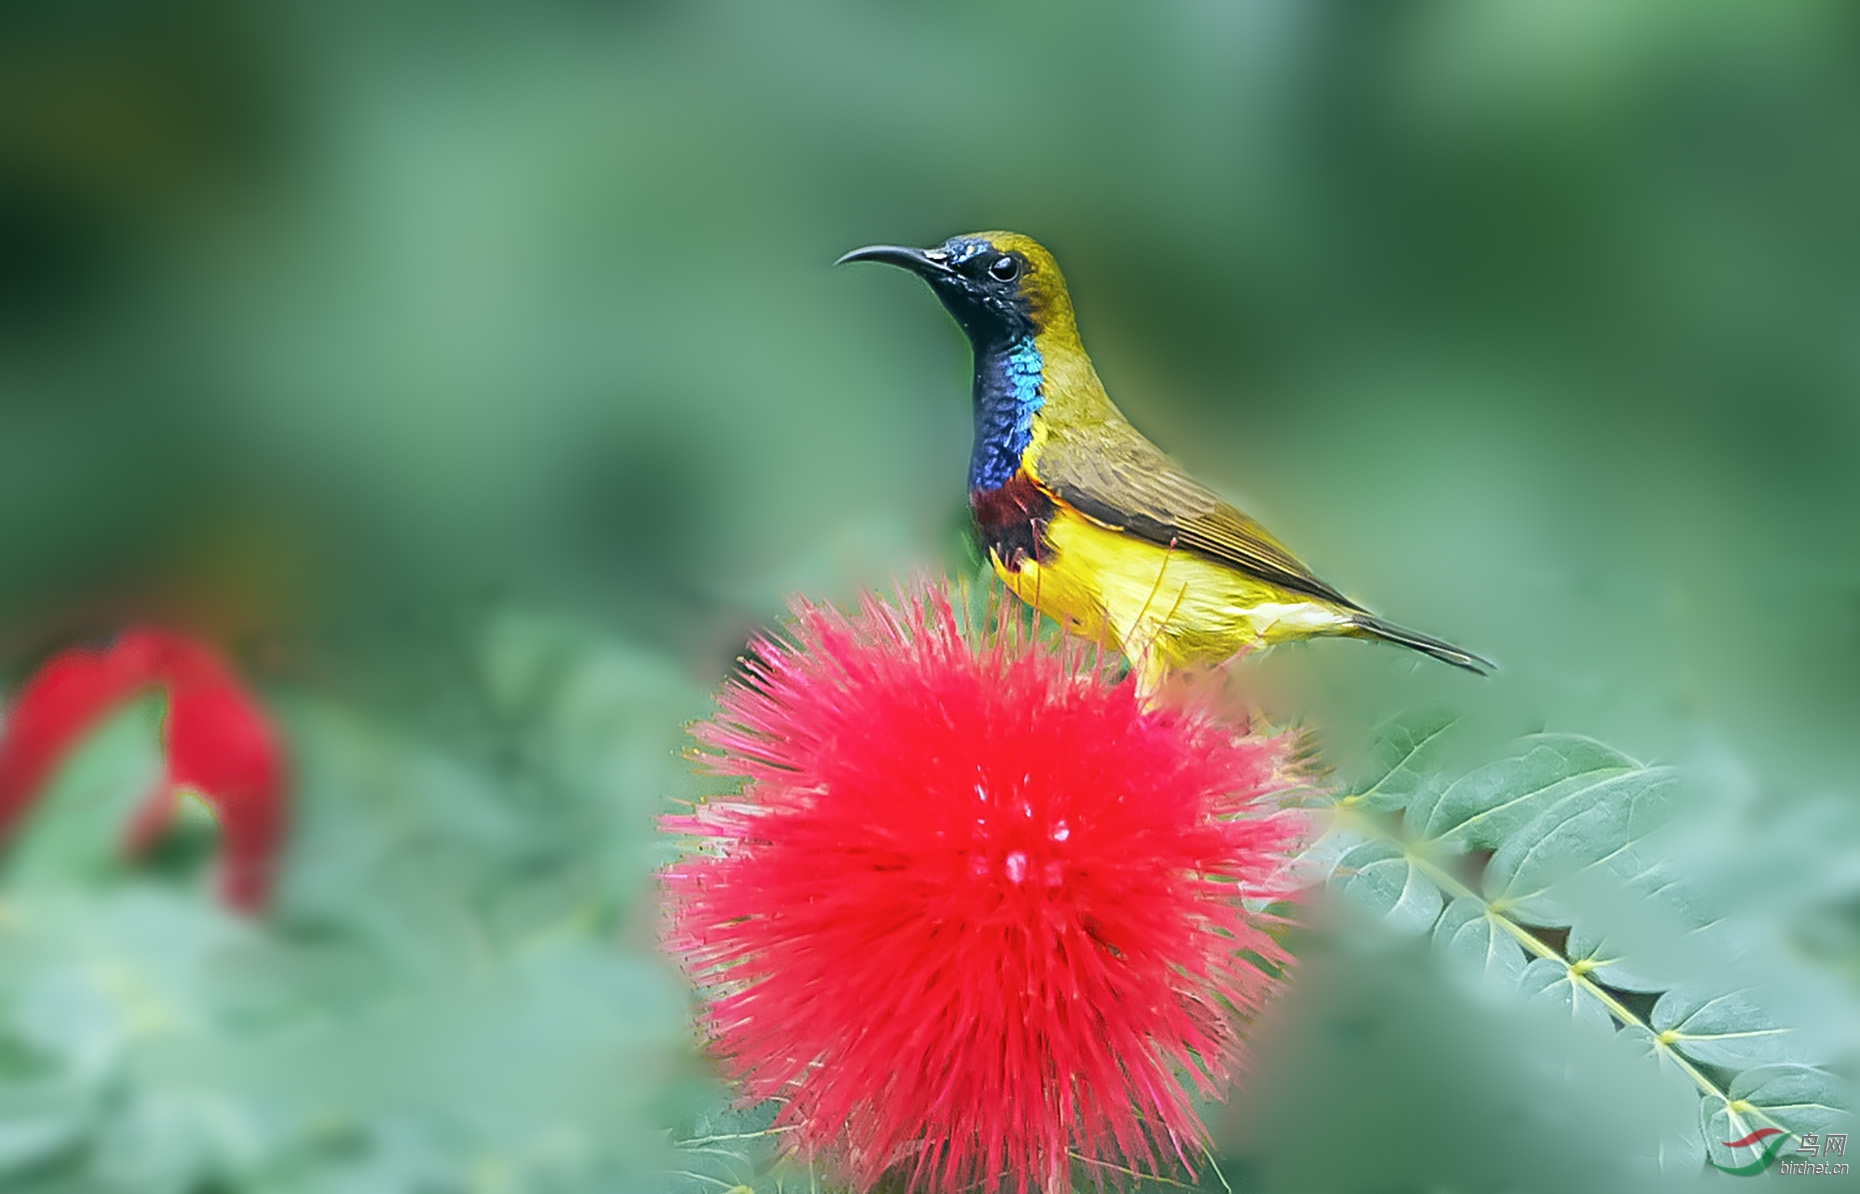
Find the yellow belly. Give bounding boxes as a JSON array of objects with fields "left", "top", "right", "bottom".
[{"left": 990, "top": 507, "right": 1349, "bottom": 690}]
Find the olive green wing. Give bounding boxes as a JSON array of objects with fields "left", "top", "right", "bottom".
[{"left": 1033, "top": 425, "right": 1365, "bottom": 611}]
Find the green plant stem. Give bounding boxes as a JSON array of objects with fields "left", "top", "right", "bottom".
[{"left": 1331, "top": 808, "right": 1783, "bottom": 1137}]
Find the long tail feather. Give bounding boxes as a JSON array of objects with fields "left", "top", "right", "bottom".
[{"left": 1346, "top": 615, "right": 1494, "bottom": 675}]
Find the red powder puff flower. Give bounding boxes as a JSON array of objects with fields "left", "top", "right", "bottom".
[
  {"left": 0, "top": 628, "right": 286, "bottom": 912},
  {"left": 662, "top": 586, "right": 1300, "bottom": 1194}
]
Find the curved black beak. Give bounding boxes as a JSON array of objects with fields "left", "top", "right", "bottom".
[{"left": 835, "top": 244, "right": 952, "bottom": 277}]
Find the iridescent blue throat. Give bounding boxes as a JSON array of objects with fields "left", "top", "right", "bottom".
[{"left": 969, "top": 336, "right": 1044, "bottom": 491}]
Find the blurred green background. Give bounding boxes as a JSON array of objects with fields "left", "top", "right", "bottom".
[{"left": 1, "top": 2, "right": 1856, "bottom": 1191}]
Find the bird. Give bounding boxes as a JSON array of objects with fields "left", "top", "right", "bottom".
[{"left": 837, "top": 231, "right": 1493, "bottom": 693}]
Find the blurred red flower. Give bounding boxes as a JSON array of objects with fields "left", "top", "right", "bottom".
[
  {"left": 662, "top": 586, "right": 1299, "bottom": 1193},
  {"left": 0, "top": 628, "right": 285, "bottom": 912}
]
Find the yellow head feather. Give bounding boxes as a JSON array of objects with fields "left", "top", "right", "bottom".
[{"left": 963, "top": 231, "right": 1080, "bottom": 341}]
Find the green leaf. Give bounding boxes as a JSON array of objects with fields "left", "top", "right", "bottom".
[
  {"left": 1651, "top": 985, "right": 1813, "bottom": 1070},
  {"left": 1517, "top": 957, "right": 1613, "bottom": 1030},
  {"left": 1613, "top": 1029, "right": 1710, "bottom": 1176},
  {"left": 1483, "top": 767, "right": 1681, "bottom": 927},
  {"left": 1645, "top": 1124, "right": 1708, "bottom": 1178},
  {"left": 1291, "top": 818, "right": 1368, "bottom": 885},
  {"left": 665, "top": 1101, "right": 813, "bottom": 1194},
  {"left": 1413, "top": 735, "right": 1635, "bottom": 851},
  {"left": 1334, "top": 840, "right": 1442, "bottom": 936},
  {"left": 0, "top": 1078, "right": 91, "bottom": 1176},
  {"left": 1564, "top": 872, "right": 1733, "bottom": 993},
  {"left": 1432, "top": 897, "right": 1528, "bottom": 990},
  {"left": 1343, "top": 710, "right": 1456, "bottom": 813},
  {"left": 1700, "top": 1066, "right": 1849, "bottom": 1172},
  {"left": 3, "top": 698, "right": 167, "bottom": 893}
]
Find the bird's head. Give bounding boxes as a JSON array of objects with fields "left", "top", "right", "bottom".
[{"left": 838, "top": 231, "right": 1077, "bottom": 348}]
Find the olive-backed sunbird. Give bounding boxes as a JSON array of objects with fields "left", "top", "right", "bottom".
[{"left": 839, "top": 231, "right": 1493, "bottom": 691}]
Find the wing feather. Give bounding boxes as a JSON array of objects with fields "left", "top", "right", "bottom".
[{"left": 1033, "top": 425, "right": 1363, "bottom": 611}]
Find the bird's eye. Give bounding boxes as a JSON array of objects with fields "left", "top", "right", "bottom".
[{"left": 988, "top": 255, "right": 1021, "bottom": 282}]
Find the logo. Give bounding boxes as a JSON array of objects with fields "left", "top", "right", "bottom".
[
  {"left": 1710, "top": 1129, "right": 1790, "bottom": 1176},
  {"left": 1710, "top": 1129, "right": 1852, "bottom": 1176}
]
